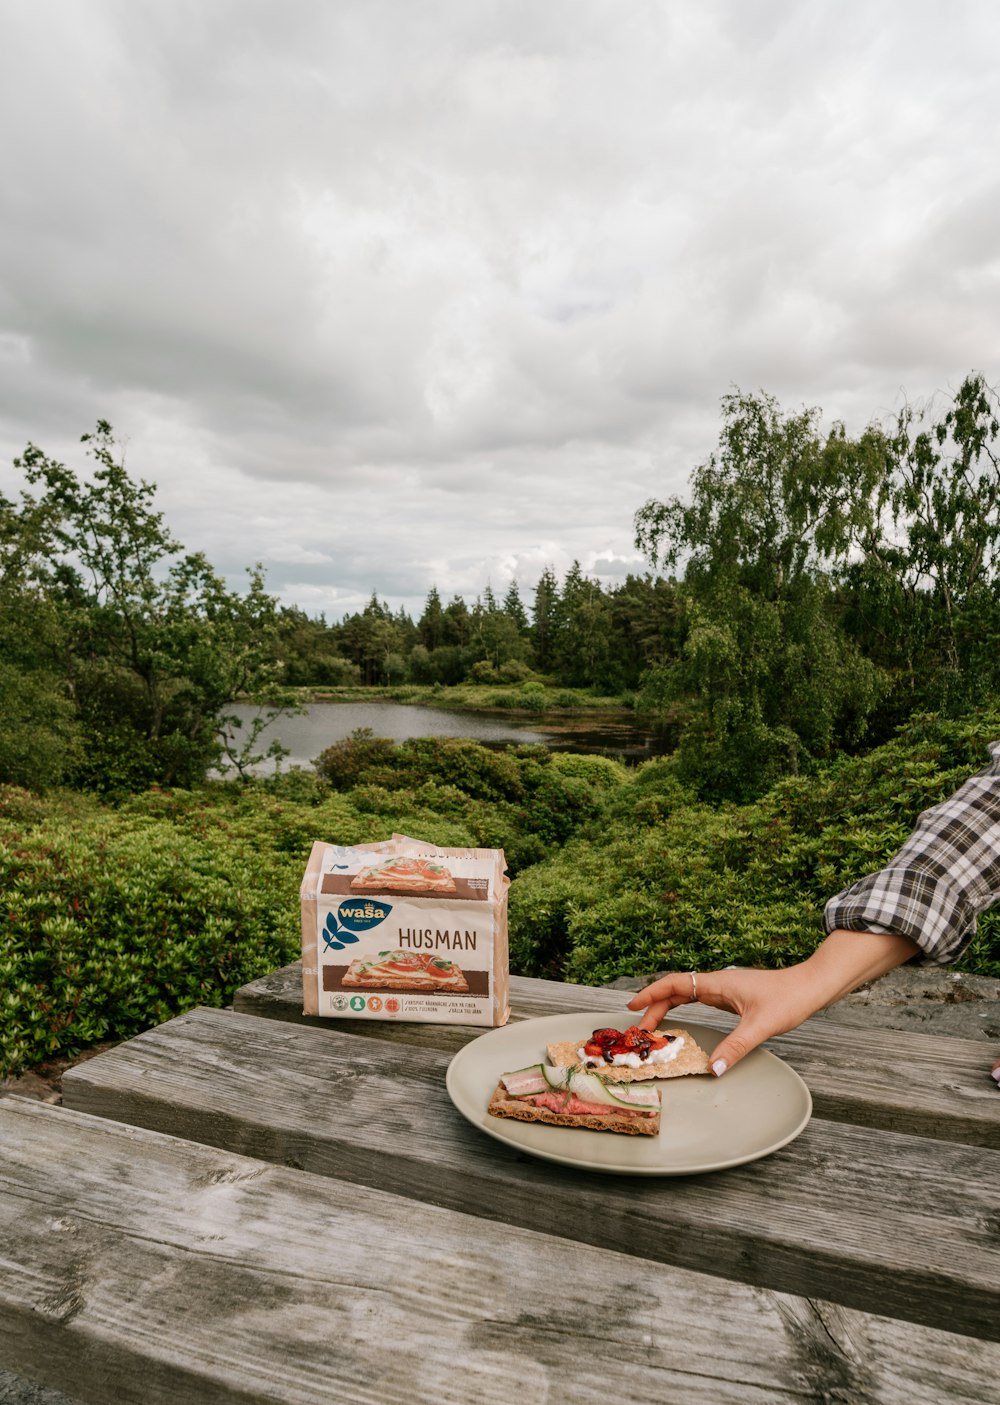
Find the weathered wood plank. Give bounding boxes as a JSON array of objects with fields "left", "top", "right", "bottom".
[
  {"left": 2, "top": 1099, "right": 998, "bottom": 1405},
  {"left": 234, "top": 963, "right": 1000, "bottom": 1148},
  {"left": 63, "top": 1006, "right": 1000, "bottom": 1342}
]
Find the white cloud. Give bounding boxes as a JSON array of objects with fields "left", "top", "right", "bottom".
[{"left": 2, "top": 0, "right": 1000, "bottom": 618}]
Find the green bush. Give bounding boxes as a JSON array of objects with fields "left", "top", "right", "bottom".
[
  {"left": 314, "top": 728, "right": 396, "bottom": 788},
  {"left": 499, "top": 660, "right": 533, "bottom": 683},
  {"left": 0, "top": 664, "right": 82, "bottom": 791},
  {"left": 0, "top": 812, "right": 301, "bottom": 1077},
  {"left": 387, "top": 737, "right": 529, "bottom": 803},
  {"left": 507, "top": 712, "right": 1000, "bottom": 985},
  {"left": 4, "top": 712, "right": 999, "bottom": 1081},
  {"left": 548, "top": 752, "right": 630, "bottom": 791},
  {"left": 488, "top": 691, "right": 513, "bottom": 708}
]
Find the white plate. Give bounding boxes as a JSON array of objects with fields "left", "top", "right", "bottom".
[{"left": 446, "top": 1012, "right": 812, "bottom": 1176}]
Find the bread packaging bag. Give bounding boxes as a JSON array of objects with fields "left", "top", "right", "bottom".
[{"left": 301, "top": 833, "right": 510, "bottom": 1027}]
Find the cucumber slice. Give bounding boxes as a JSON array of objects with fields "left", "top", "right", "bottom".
[
  {"left": 499, "top": 1064, "right": 548, "bottom": 1097},
  {"left": 566, "top": 1070, "right": 620, "bottom": 1106},
  {"left": 566, "top": 1070, "right": 661, "bottom": 1108},
  {"left": 542, "top": 1064, "right": 571, "bottom": 1090},
  {"left": 601, "top": 1082, "right": 660, "bottom": 1109}
]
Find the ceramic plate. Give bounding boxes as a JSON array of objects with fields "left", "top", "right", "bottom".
[{"left": 446, "top": 1012, "right": 812, "bottom": 1176}]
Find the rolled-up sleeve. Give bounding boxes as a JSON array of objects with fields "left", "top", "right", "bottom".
[{"left": 823, "top": 740, "right": 1000, "bottom": 964}]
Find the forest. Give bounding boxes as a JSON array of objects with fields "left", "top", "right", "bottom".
[
  {"left": 5, "top": 374, "right": 1000, "bottom": 803},
  {"left": 2, "top": 373, "right": 999, "bottom": 1078}
]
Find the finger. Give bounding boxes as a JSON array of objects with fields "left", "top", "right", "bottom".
[
  {"left": 626, "top": 973, "right": 696, "bottom": 1011},
  {"left": 632, "top": 999, "right": 675, "bottom": 1031},
  {"left": 706, "top": 1018, "right": 769, "bottom": 1077},
  {"left": 992, "top": 1055, "right": 1000, "bottom": 1088},
  {"left": 626, "top": 976, "right": 696, "bottom": 1032}
]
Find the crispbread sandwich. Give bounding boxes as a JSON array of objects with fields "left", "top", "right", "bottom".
[
  {"left": 487, "top": 1063, "right": 661, "bottom": 1137},
  {"left": 341, "top": 949, "right": 469, "bottom": 992},
  {"left": 350, "top": 856, "right": 456, "bottom": 893},
  {"left": 546, "top": 1024, "right": 709, "bottom": 1082}
]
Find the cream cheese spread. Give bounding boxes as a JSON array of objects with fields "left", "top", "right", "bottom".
[{"left": 576, "top": 1036, "right": 685, "bottom": 1069}]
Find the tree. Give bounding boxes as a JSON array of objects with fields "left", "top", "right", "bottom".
[
  {"left": 339, "top": 595, "right": 404, "bottom": 685},
  {"left": 551, "top": 561, "right": 613, "bottom": 688},
  {"left": 8, "top": 422, "right": 294, "bottom": 790},
  {"left": 273, "top": 608, "right": 358, "bottom": 687},
  {"left": 844, "top": 372, "right": 1000, "bottom": 714},
  {"left": 531, "top": 567, "right": 560, "bottom": 671},
  {"left": 635, "top": 390, "right": 885, "bottom": 595},
  {"left": 469, "top": 588, "right": 529, "bottom": 673},
  {"left": 418, "top": 586, "right": 445, "bottom": 650},
  {"left": 0, "top": 476, "right": 82, "bottom": 787},
  {"left": 634, "top": 391, "right": 888, "bottom": 798},
  {"left": 607, "top": 574, "right": 684, "bottom": 690},
  {"left": 441, "top": 594, "right": 470, "bottom": 648},
  {"left": 502, "top": 579, "right": 529, "bottom": 633}
]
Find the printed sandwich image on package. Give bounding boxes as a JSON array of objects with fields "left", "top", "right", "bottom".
[{"left": 301, "top": 834, "right": 510, "bottom": 1027}]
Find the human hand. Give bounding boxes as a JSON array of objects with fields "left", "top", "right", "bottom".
[
  {"left": 627, "top": 930, "right": 928, "bottom": 1076},
  {"left": 625, "top": 965, "right": 831, "bottom": 1077}
]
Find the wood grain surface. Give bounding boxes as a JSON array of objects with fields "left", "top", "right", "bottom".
[
  {"left": 62, "top": 1005, "right": 1000, "bottom": 1342},
  {"left": 234, "top": 963, "right": 1000, "bottom": 1148},
  {"left": 2, "top": 1099, "right": 998, "bottom": 1405}
]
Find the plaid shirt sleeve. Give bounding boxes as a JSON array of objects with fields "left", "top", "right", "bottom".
[{"left": 823, "top": 740, "right": 1000, "bottom": 964}]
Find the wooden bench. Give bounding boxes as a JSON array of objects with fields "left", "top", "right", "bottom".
[
  {"left": 2, "top": 964, "right": 997, "bottom": 1402},
  {"left": 59, "top": 1000, "right": 1000, "bottom": 1343},
  {"left": 2, "top": 1096, "right": 998, "bottom": 1405},
  {"left": 234, "top": 965, "right": 1000, "bottom": 1148}
]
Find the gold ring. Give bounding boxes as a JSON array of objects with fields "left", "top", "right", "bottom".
[{"left": 690, "top": 972, "right": 698, "bottom": 1002}]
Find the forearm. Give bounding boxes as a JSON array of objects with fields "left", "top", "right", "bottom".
[
  {"left": 823, "top": 742, "right": 1000, "bottom": 964},
  {"left": 799, "top": 929, "right": 921, "bottom": 1011},
  {"left": 629, "top": 929, "right": 926, "bottom": 1076}
]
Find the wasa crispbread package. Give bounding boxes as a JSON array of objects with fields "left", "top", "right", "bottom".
[{"left": 301, "top": 833, "right": 510, "bottom": 1027}]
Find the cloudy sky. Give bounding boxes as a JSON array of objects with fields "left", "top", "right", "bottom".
[{"left": 2, "top": 0, "right": 999, "bottom": 620}]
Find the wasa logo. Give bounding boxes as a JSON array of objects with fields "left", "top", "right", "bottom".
[{"left": 322, "top": 900, "right": 392, "bottom": 951}]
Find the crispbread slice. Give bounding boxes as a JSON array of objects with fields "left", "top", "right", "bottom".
[
  {"left": 422, "top": 961, "right": 470, "bottom": 993},
  {"left": 341, "top": 970, "right": 434, "bottom": 990},
  {"left": 546, "top": 1028, "right": 709, "bottom": 1082},
  {"left": 487, "top": 1084, "right": 660, "bottom": 1137}
]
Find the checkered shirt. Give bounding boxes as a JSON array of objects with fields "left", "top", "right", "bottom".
[{"left": 823, "top": 740, "right": 1000, "bottom": 964}]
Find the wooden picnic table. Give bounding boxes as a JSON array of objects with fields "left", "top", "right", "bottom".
[{"left": 1, "top": 964, "right": 998, "bottom": 1404}]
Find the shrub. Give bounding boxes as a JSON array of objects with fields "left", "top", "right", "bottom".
[
  {"left": 548, "top": 752, "right": 630, "bottom": 791},
  {"left": 508, "top": 857, "right": 593, "bottom": 978},
  {"left": 0, "top": 812, "right": 301, "bottom": 1077},
  {"left": 0, "top": 664, "right": 83, "bottom": 791},
  {"left": 498, "top": 660, "right": 533, "bottom": 683},
  {"left": 5, "top": 712, "right": 998, "bottom": 1080},
  {"left": 491, "top": 692, "right": 527, "bottom": 710},
  {"left": 392, "top": 738, "right": 528, "bottom": 803},
  {"left": 314, "top": 729, "right": 396, "bottom": 788},
  {"left": 508, "top": 713, "right": 1000, "bottom": 985}
]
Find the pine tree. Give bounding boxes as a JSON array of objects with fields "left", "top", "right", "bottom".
[
  {"left": 531, "top": 567, "right": 560, "bottom": 670},
  {"left": 418, "top": 586, "right": 445, "bottom": 650},
  {"left": 503, "top": 579, "right": 529, "bottom": 632}
]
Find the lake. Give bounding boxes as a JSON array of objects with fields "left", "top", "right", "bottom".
[{"left": 219, "top": 701, "right": 670, "bottom": 774}]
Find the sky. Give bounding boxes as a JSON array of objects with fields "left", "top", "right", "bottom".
[{"left": 2, "top": 0, "right": 999, "bottom": 621}]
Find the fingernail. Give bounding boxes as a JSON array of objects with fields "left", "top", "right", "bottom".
[
  {"left": 712, "top": 1059, "right": 727, "bottom": 1077},
  {"left": 992, "top": 1068, "right": 1000, "bottom": 1085}
]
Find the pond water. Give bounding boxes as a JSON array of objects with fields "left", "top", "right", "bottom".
[{"left": 220, "top": 701, "right": 671, "bottom": 773}]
